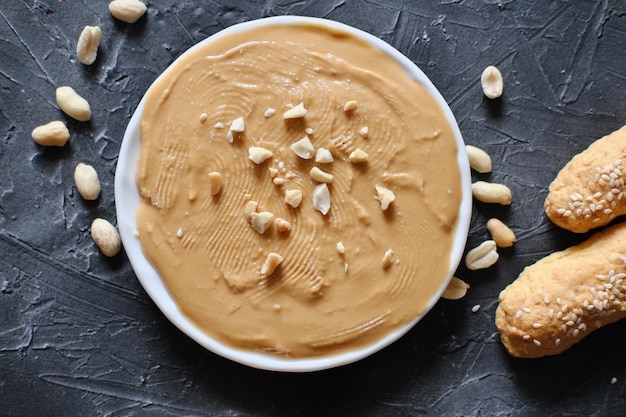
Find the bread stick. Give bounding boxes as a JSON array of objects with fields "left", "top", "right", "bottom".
[
  {"left": 544, "top": 125, "right": 626, "bottom": 233},
  {"left": 496, "top": 222, "right": 626, "bottom": 358}
]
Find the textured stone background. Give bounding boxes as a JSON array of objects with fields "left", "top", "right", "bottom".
[{"left": 1, "top": 1, "right": 625, "bottom": 416}]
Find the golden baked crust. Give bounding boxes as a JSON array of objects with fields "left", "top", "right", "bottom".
[
  {"left": 544, "top": 125, "right": 626, "bottom": 233},
  {"left": 495, "top": 222, "right": 626, "bottom": 358}
]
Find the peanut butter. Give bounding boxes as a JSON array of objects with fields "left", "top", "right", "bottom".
[{"left": 136, "top": 23, "right": 462, "bottom": 357}]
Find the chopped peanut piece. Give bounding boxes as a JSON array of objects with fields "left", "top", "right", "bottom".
[
  {"left": 268, "top": 167, "right": 278, "bottom": 178},
  {"left": 261, "top": 252, "right": 283, "bottom": 277},
  {"left": 214, "top": 122, "right": 224, "bottom": 129},
  {"left": 250, "top": 211, "right": 274, "bottom": 234},
  {"left": 272, "top": 177, "right": 285, "bottom": 186},
  {"left": 375, "top": 185, "right": 395, "bottom": 211},
  {"left": 199, "top": 113, "right": 208, "bottom": 123},
  {"left": 310, "top": 167, "right": 334, "bottom": 183},
  {"left": 264, "top": 108, "right": 276, "bottom": 117},
  {"left": 244, "top": 200, "right": 258, "bottom": 219},
  {"left": 349, "top": 148, "right": 369, "bottom": 163},
  {"left": 285, "top": 189, "right": 303, "bottom": 208},
  {"left": 336, "top": 242, "right": 345, "bottom": 254},
  {"left": 359, "top": 126, "right": 369, "bottom": 137},
  {"left": 290, "top": 136, "right": 314, "bottom": 159},
  {"left": 382, "top": 249, "right": 394, "bottom": 269},
  {"left": 248, "top": 146, "right": 273, "bottom": 164},
  {"left": 305, "top": 127, "right": 314, "bottom": 135},
  {"left": 312, "top": 183, "right": 331, "bottom": 215},
  {"left": 283, "top": 102, "right": 307, "bottom": 119},
  {"left": 343, "top": 100, "right": 358, "bottom": 111},
  {"left": 275, "top": 218, "right": 292, "bottom": 232},
  {"left": 226, "top": 131, "right": 234, "bottom": 143},
  {"left": 229, "top": 116, "right": 245, "bottom": 132},
  {"left": 315, "top": 148, "right": 334, "bottom": 163},
  {"left": 208, "top": 171, "right": 223, "bottom": 195}
]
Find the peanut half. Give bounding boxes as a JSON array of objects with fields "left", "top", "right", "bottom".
[
  {"left": 465, "top": 240, "right": 499, "bottom": 270},
  {"left": 74, "top": 163, "right": 101, "bottom": 200},
  {"left": 481, "top": 65, "right": 503, "bottom": 99},
  {"left": 465, "top": 145, "right": 492, "bottom": 173},
  {"left": 31, "top": 121, "right": 69, "bottom": 147},
  {"left": 487, "top": 218, "right": 516, "bottom": 248},
  {"left": 442, "top": 277, "right": 470, "bottom": 300},
  {"left": 91, "top": 218, "right": 121, "bottom": 257},
  {"left": 56, "top": 86, "right": 91, "bottom": 122},
  {"left": 472, "top": 181, "right": 512, "bottom": 205},
  {"left": 109, "top": 0, "right": 147, "bottom": 24},
  {"left": 76, "top": 25, "right": 102, "bottom": 65}
]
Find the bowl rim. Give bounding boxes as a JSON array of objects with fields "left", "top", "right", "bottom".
[{"left": 114, "top": 15, "right": 472, "bottom": 372}]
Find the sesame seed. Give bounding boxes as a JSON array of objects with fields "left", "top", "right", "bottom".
[
  {"left": 573, "top": 329, "right": 579, "bottom": 337},
  {"left": 555, "top": 338, "right": 561, "bottom": 346},
  {"left": 522, "top": 334, "right": 531, "bottom": 340},
  {"left": 522, "top": 307, "right": 531, "bottom": 313},
  {"left": 515, "top": 310, "right": 523, "bottom": 319},
  {"left": 533, "top": 339, "right": 542, "bottom": 347},
  {"left": 611, "top": 377, "right": 618, "bottom": 385},
  {"left": 471, "top": 304, "right": 481, "bottom": 313}
]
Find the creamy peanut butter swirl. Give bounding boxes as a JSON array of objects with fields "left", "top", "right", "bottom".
[{"left": 136, "top": 23, "right": 462, "bottom": 357}]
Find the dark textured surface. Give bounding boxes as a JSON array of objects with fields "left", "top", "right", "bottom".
[{"left": 1, "top": 1, "right": 626, "bottom": 416}]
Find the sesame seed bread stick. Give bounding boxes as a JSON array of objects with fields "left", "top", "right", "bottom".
[
  {"left": 496, "top": 221, "right": 626, "bottom": 358},
  {"left": 544, "top": 125, "right": 626, "bottom": 233}
]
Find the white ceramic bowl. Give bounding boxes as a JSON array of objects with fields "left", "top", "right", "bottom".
[{"left": 115, "top": 15, "right": 472, "bottom": 372}]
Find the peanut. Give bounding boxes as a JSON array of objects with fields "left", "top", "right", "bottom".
[
  {"left": 208, "top": 171, "right": 223, "bottom": 196},
  {"left": 248, "top": 146, "right": 273, "bottom": 164},
  {"left": 76, "top": 25, "right": 102, "bottom": 65},
  {"left": 471, "top": 181, "right": 512, "bottom": 205},
  {"left": 250, "top": 211, "right": 274, "bottom": 234},
  {"left": 349, "top": 148, "right": 369, "bottom": 164},
  {"left": 381, "top": 248, "right": 394, "bottom": 269},
  {"left": 109, "top": 0, "right": 147, "bottom": 24},
  {"left": 343, "top": 100, "right": 358, "bottom": 112},
  {"left": 74, "top": 163, "right": 101, "bottom": 200},
  {"left": 487, "top": 218, "right": 516, "bottom": 248},
  {"left": 481, "top": 65, "right": 503, "bottom": 99},
  {"left": 312, "top": 183, "right": 330, "bottom": 215},
  {"left": 375, "top": 185, "right": 395, "bottom": 211},
  {"left": 56, "top": 86, "right": 91, "bottom": 122},
  {"left": 261, "top": 252, "right": 283, "bottom": 277},
  {"left": 310, "top": 167, "right": 333, "bottom": 183},
  {"left": 91, "top": 218, "right": 121, "bottom": 257},
  {"left": 285, "top": 189, "right": 303, "bottom": 208},
  {"left": 282, "top": 102, "right": 307, "bottom": 119},
  {"left": 465, "top": 145, "right": 492, "bottom": 173},
  {"left": 441, "top": 277, "right": 470, "bottom": 300},
  {"left": 31, "top": 121, "right": 69, "bottom": 147},
  {"left": 290, "top": 136, "right": 314, "bottom": 159},
  {"left": 315, "top": 148, "right": 334, "bottom": 163},
  {"left": 465, "top": 240, "right": 499, "bottom": 270}
]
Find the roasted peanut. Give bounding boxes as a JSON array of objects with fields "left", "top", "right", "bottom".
[
  {"left": 91, "top": 218, "right": 121, "bottom": 257},
  {"left": 109, "top": 0, "right": 147, "bottom": 24},
  {"left": 465, "top": 240, "right": 499, "bottom": 270},
  {"left": 465, "top": 145, "right": 492, "bottom": 173},
  {"left": 442, "top": 277, "right": 470, "bottom": 300},
  {"left": 74, "top": 163, "right": 101, "bottom": 200},
  {"left": 487, "top": 218, "right": 516, "bottom": 248},
  {"left": 481, "top": 65, "right": 503, "bottom": 99},
  {"left": 472, "top": 181, "right": 512, "bottom": 205},
  {"left": 56, "top": 86, "right": 91, "bottom": 122},
  {"left": 76, "top": 25, "right": 102, "bottom": 65},
  {"left": 31, "top": 121, "right": 69, "bottom": 147},
  {"left": 283, "top": 102, "right": 307, "bottom": 119}
]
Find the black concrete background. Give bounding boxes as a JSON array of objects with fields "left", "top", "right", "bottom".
[{"left": 1, "top": 1, "right": 625, "bottom": 416}]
